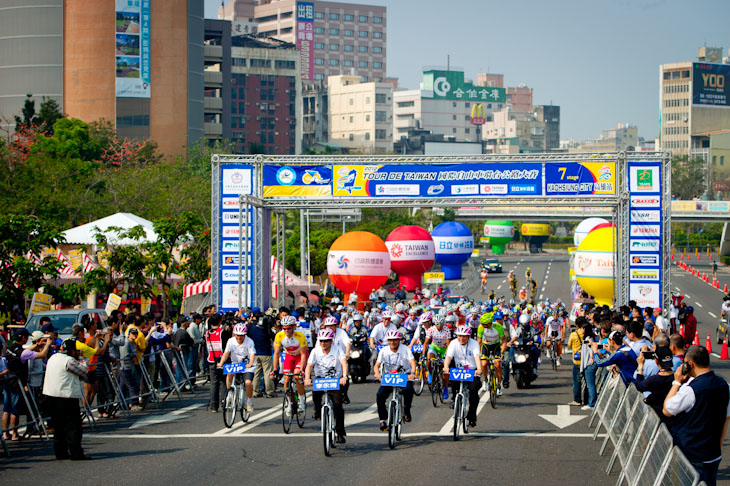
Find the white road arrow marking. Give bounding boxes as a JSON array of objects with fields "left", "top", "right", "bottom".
[
  {"left": 538, "top": 405, "right": 586, "bottom": 429},
  {"left": 129, "top": 403, "right": 205, "bottom": 429}
]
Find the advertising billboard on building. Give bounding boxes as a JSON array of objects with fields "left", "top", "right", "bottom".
[
  {"left": 693, "top": 63, "right": 730, "bottom": 107},
  {"left": 115, "top": 0, "right": 150, "bottom": 98},
  {"left": 296, "top": 2, "right": 314, "bottom": 82},
  {"left": 422, "top": 70, "right": 505, "bottom": 103}
]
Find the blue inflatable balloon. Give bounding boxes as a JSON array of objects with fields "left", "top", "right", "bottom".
[{"left": 431, "top": 222, "right": 474, "bottom": 279}]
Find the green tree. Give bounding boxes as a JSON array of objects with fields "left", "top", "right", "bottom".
[
  {"left": 179, "top": 230, "right": 211, "bottom": 284},
  {"left": 671, "top": 155, "right": 706, "bottom": 200},
  {"left": 0, "top": 215, "right": 64, "bottom": 323},
  {"left": 82, "top": 226, "right": 152, "bottom": 298},
  {"left": 146, "top": 211, "right": 203, "bottom": 317},
  {"left": 14, "top": 94, "right": 64, "bottom": 135}
]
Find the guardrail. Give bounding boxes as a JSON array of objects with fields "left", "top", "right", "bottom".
[{"left": 589, "top": 370, "right": 704, "bottom": 486}]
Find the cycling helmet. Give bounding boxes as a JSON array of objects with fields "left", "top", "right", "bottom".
[
  {"left": 455, "top": 325, "right": 472, "bottom": 336},
  {"left": 433, "top": 314, "right": 445, "bottom": 325},
  {"left": 479, "top": 313, "right": 493, "bottom": 325},
  {"left": 687, "top": 306, "right": 694, "bottom": 312},
  {"left": 519, "top": 314, "right": 530, "bottom": 325},
  {"left": 352, "top": 313, "right": 363, "bottom": 321},
  {"left": 281, "top": 316, "right": 296, "bottom": 328},
  {"left": 421, "top": 311, "right": 434, "bottom": 321},
  {"left": 494, "top": 311, "right": 504, "bottom": 320},
  {"left": 469, "top": 306, "right": 478, "bottom": 315},
  {"left": 408, "top": 308, "right": 417, "bottom": 314},
  {"left": 445, "top": 314, "right": 457, "bottom": 323},
  {"left": 391, "top": 315, "right": 401, "bottom": 326},
  {"left": 532, "top": 313, "right": 541, "bottom": 321},
  {"left": 382, "top": 310, "right": 393, "bottom": 319},
  {"left": 395, "top": 303, "right": 406, "bottom": 313},
  {"left": 323, "top": 316, "right": 338, "bottom": 326},
  {"left": 386, "top": 329, "right": 402, "bottom": 340},
  {"left": 318, "top": 328, "right": 335, "bottom": 340},
  {"left": 233, "top": 323, "right": 247, "bottom": 335}
]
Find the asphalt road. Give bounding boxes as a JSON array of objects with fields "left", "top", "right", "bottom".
[{"left": 4, "top": 253, "right": 730, "bottom": 485}]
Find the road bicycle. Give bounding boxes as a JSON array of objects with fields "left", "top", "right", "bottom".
[
  {"left": 222, "top": 364, "right": 251, "bottom": 428},
  {"left": 450, "top": 368, "right": 475, "bottom": 441},
  {"left": 485, "top": 353, "right": 498, "bottom": 409},
  {"left": 313, "top": 378, "right": 339, "bottom": 457},
  {"left": 412, "top": 344, "right": 426, "bottom": 396},
  {"left": 547, "top": 331, "right": 561, "bottom": 371},
  {"left": 281, "top": 371, "right": 305, "bottom": 434},
  {"left": 430, "top": 357, "right": 445, "bottom": 407},
  {"left": 382, "top": 373, "right": 407, "bottom": 449}
]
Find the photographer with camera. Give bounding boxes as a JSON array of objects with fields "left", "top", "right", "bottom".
[
  {"left": 635, "top": 344, "right": 675, "bottom": 419},
  {"left": 591, "top": 330, "right": 637, "bottom": 386},
  {"left": 663, "top": 346, "right": 730, "bottom": 486}
]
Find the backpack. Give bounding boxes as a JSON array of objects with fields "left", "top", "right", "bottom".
[{"left": 5, "top": 342, "right": 27, "bottom": 384}]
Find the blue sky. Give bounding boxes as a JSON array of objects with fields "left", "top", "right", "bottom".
[{"left": 205, "top": 0, "right": 729, "bottom": 141}]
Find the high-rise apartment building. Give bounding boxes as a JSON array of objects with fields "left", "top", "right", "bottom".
[
  {"left": 534, "top": 105, "right": 560, "bottom": 151},
  {"left": 327, "top": 74, "right": 392, "bottom": 152},
  {"left": 0, "top": 0, "right": 204, "bottom": 157},
  {"left": 659, "top": 47, "right": 730, "bottom": 160},
  {"left": 243, "top": 0, "right": 386, "bottom": 83}
]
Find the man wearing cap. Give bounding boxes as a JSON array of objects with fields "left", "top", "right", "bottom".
[
  {"left": 173, "top": 316, "right": 194, "bottom": 386},
  {"left": 653, "top": 307, "right": 666, "bottom": 333},
  {"left": 43, "top": 339, "right": 89, "bottom": 459},
  {"left": 118, "top": 328, "right": 140, "bottom": 409},
  {"left": 636, "top": 344, "right": 676, "bottom": 418}
]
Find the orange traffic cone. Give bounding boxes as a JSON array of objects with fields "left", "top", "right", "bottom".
[
  {"left": 693, "top": 333, "right": 700, "bottom": 346},
  {"left": 679, "top": 324, "right": 685, "bottom": 338},
  {"left": 724, "top": 283, "right": 728, "bottom": 293},
  {"left": 706, "top": 334, "right": 713, "bottom": 354},
  {"left": 721, "top": 338, "right": 729, "bottom": 360}
]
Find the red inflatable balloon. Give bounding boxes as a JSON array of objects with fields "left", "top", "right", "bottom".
[{"left": 385, "top": 225, "right": 435, "bottom": 291}]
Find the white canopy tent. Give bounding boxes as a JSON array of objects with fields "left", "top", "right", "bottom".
[{"left": 62, "top": 212, "right": 158, "bottom": 245}]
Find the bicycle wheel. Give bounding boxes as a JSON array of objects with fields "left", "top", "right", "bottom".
[
  {"left": 489, "top": 371, "right": 497, "bottom": 409},
  {"left": 282, "top": 391, "right": 293, "bottom": 434},
  {"left": 295, "top": 393, "right": 306, "bottom": 428},
  {"left": 322, "top": 405, "right": 331, "bottom": 456},
  {"left": 453, "top": 394, "right": 462, "bottom": 441},
  {"left": 388, "top": 400, "right": 397, "bottom": 449},
  {"left": 462, "top": 394, "right": 469, "bottom": 434},
  {"left": 431, "top": 375, "right": 441, "bottom": 408},
  {"left": 414, "top": 365, "right": 424, "bottom": 396},
  {"left": 239, "top": 387, "right": 250, "bottom": 423},
  {"left": 223, "top": 387, "right": 236, "bottom": 428}
]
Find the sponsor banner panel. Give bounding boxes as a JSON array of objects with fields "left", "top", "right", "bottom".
[
  {"left": 630, "top": 268, "right": 660, "bottom": 281},
  {"left": 326, "top": 250, "right": 390, "bottom": 276},
  {"left": 693, "top": 62, "right": 730, "bottom": 107},
  {"left": 630, "top": 209, "right": 661, "bottom": 223},
  {"left": 263, "top": 165, "right": 332, "bottom": 198},
  {"left": 629, "top": 166, "right": 660, "bottom": 193},
  {"left": 630, "top": 254, "right": 660, "bottom": 267},
  {"left": 629, "top": 283, "right": 661, "bottom": 308},
  {"left": 431, "top": 235, "right": 474, "bottom": 254},
  {"left": 295, "top": 2, "right": 314, "bottom": 82},
  {"left": 631, "top": 196, "right": 661, "bottom": 208},
  {"left": 385, "top": 240, "right": 435, "bottom": 261},
  {"left": 545, "top": 162, "right": 616, "bottom": 196},
  {"left": 630, "top": 224, "right": 661, "bottom": 238}
]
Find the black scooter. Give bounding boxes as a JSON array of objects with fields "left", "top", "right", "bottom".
[
  {"left": 348, "top": 334, "right": 371, "bottom": 383},
  {"left": 511, "top": 336, "right": 537, "bottom": 389}
]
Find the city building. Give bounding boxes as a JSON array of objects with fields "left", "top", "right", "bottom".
[
  {"left": 216, "top": 0, "right": 387, "bottom": 83},
  {"left": 483, "top": 108, "right": 545, "bottom": 154},
  {"left": 204, "top": 26, "right": 301, "bottom": 155},
  {"left": 393, "top": 69, "right": 505, "bottom": 143},
  {"left": 562, "top": 123, "right": 639, "bottom": 152},
  {"left": 534, "top": 105, "right": 560, "bottom": 151},
  {"left": 302, "top": 83, "right": 329, "bottom": 149},
  {"left": 327, "top": 74, "right": 392, "bottom": 152},
  {"left": 659, "top": 46, "right": 730, "bottom": 159},
  {"left": 0, "top": 0, "right": 204, "bottom": 157}
]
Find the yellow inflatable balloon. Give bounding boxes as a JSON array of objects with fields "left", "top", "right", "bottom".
[{"left": 574, "top": 226, "right": 615, "bottom": 306}]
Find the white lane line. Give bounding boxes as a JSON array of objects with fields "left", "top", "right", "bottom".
[
  {"left": 713, "top": 353, "right": 721, "bottom": 359},
  {"left": 710, "top": 312, "right": 718, "bottom": 318},
  {"left": 685, "top": 294, "right": 691, "bottom": 299},
  {"left": 497, "top": 285, "right": 502, "bottom": 290},
  {"left": 212, "top": 402, "right": 282, "bottom": 435},
  {"left": 86, "top": 431, "right": 604, "bottom": 439},
  {"left": 539, "top": 295, "right": 543, "bottom": 300},
  {"left": 696, "top": 302, "right": 703, "bottom": 308}
]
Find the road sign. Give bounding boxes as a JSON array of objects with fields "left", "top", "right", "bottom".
[{"left": 424, "top": 272, "right": 445, "bottom": 284}]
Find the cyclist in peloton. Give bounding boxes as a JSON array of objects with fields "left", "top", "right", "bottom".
[
  {"left": 217, "top": 323, "right": 256, "bottom": 413},
  {"left": 543, "top": 309, "right": 565, "bottom": 366},
  {"left": 480, "top": 268, "right": 488, "bottom": 294},
  {"left": 423, "top": 314, "right": 451, "bottom": 399},
  {"left": 316, "top": 316, "right": 352, "bottom": 404},
  {"left": 444, "top": 326, "right": 482, "bottom": 428},
  {"left": 477, "top": 313, "right": 506, "bottom": 396},
  {"left": 305, "top": 328, "right": 348, "bottom": 444},
  {"left": 374, "top": 330, "right": 416, "bottom": 431},
  {"left": 509, "top": 271, "right": 518, "bottom": 300},
  {"left": 524, "top": 267, "right": 532, "bottom": 284},
  {"left": 272, "top": 316, "right": 308, "bottom": 413}
]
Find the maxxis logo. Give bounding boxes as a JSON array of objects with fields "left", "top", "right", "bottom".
[{"left": 434, "top": 77, "right": 451, "bottom": 96}]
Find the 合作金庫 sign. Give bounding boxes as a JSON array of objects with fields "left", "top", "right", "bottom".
[
  {"left": 545, "top": 162, "right": 616, "bottom": 196},
  {"left": 422, "top": 70, "right": 505, "bottom": 103}
]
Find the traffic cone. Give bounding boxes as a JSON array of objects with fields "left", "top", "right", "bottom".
[
  {"left": 679, "top": 324, "right": 685, "bottom": 338},
  {"left": 693, "top": 333, "right": 700, "bottom": 346},
  {"left": 724, "top": 283, "right": 728, "bottom": 293},
  {"left": 706, "top": 334, "right": 713, "bottom": 354},
  {"left": 721, "top": 338, "right": 729, "bottom": 360}
]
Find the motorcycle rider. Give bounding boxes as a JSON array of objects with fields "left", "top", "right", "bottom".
[
  {"left": 508, "top": 313, "right": 540, "bottom": 379},
  {"left": 348, "top": 314, "right": 371, "bottom": 363}
]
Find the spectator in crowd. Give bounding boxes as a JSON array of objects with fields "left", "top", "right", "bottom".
[
  {"left": 118, "top": 328, "right": 141, "bottom": 411},
  {"left": 394, "top": 286, "right": 407, "bottom": 301},
  {"left": 206, "top": 314, "right": 226, "bottom": 412},
  {"left": 636, "top": 345, "right": 675, "bottom": 418},
  {"left": 369, "top": 289, "right": 378, "bottom": 306},
  {"left": 663, "top": 346, "right": 730, "bottom": 486},
  {"left": 670, "top": 333, "right": 686, "bottom": 362},
  {"left": 593, "top": 331, "right": 638, "bottom": 385},
  {"left": 683, "top": 306, "right": 697, "bottom": 347},
  {"left": 568, "top": 317, "right": 586, "bottom": 406},
  {"left": 42, "top": 339, "right": 90, "bottom": 460},
  {"left": 377, "top": 285, "right": 387, "bottom": 302},
  {"left": 581, "top": 321, "right": 611, "bottom": 410},
  {"left": 3, "top": 329, "right": 32, "bottom": 441},
  {"left": 22, "top": 331, "right": 52, "bottom": 435},
  {"left": 187, "top": 313, "right": 203, "bottom": 379},
  {"left": 173, "top": 316, "right": 194, "bottom": 386},
  {"left": 248, "top": 316, "right": 275, "bottom": 398},
  {"left": 625, "top": 321, "right": 652, "bottom": 357},
  {"left": 653, "top": 307, "right": 666, "bottom": 333}
]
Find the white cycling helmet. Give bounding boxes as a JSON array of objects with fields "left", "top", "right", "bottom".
[
  {"left": 519, "top": 314, "right": 530, "bottom": 325},
  {"left": 323, "top": 316, "right": 338, "bottom": 326},
  {"left": 445, "top": 314, "right": 457, "bottom": 323},
  {"left": 281, "top": 316, "right": 296, "bottom": 327},
  {"left": 386, "top": 329, "right": 402, "bottom": 340},
  {"left": 233, "top": 323, "right": 247, "bottom": 335},
  {"left": 455, "top": 325, "right": 472, "bottom": 336},
  {"left": 391, "top": 315, "right": 401, "bottom": 326},
  {"left": 433, "top": 314, "right": 445, "bottom": 325},
  {"left": 382, "top": 310, "right": 393, "bottom": 319},
  {"left": 395, "top": 303, "right": 406, "bottom": 313}
]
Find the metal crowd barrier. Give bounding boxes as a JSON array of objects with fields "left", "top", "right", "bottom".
[
  {"left": 0, "top": 376, "right": 49, "bottom": 457},
  {"left": 588, "top": 376, "right": 703, "bottom": 486}
]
